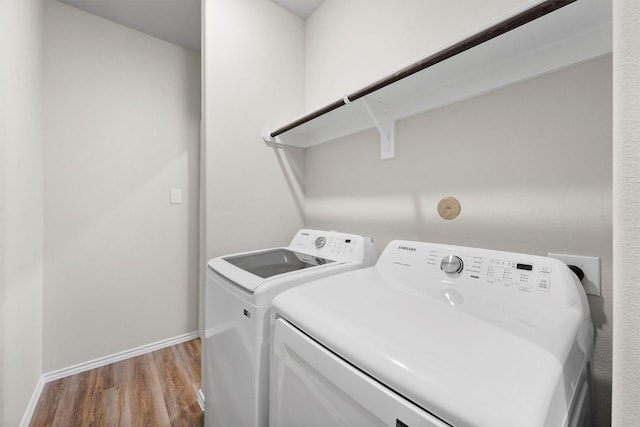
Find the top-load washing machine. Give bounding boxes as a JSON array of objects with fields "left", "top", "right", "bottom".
[
  {"left": 204, "top": 229, "right": 377, "bottom": 427},
  {"left": 270, "top": 240, "right": 594, "bottom": 427}
]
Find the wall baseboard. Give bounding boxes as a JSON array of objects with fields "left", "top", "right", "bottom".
[
  {"left": 43, "top": 331, "right": 200, "bottom": 382},
  {"left": 19, "top": 375, "right": 46, "bottom": 427},
  {"left": 20, "top": 331, "right": 200, "bottom": 426},
  {"left": 198, "top": 388, "right": 205, "bottom": 412}
]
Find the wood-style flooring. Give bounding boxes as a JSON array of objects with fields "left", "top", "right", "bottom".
[{"left": 29, "top": 338, "right": 203, "bottom": 427}]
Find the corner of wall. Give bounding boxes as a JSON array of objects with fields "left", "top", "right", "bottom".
[
  {"left": 1, "top": 0, "right": 45, "bottom": 424},
  {"left": 612, "top": 1, "right": 640, "bottom": 425}
]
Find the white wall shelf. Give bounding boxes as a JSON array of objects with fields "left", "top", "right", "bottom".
[{"left": 262, "top": 0, "right": 611, "bottom": 159}]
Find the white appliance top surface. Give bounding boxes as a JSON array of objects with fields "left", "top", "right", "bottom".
[
  {"left": 272, "top": 240, "right": 592, "bottom": 427},
  {"left": 208, "top": 229, "right": 375, "bottom": 294}
]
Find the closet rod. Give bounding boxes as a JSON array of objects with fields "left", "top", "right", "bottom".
[{"left": 270, "top": 0, "right": 576, "bottom": 139}]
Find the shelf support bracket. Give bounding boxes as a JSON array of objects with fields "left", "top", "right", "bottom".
[
  {"left": 262, "top": 127, "right": 282, "bottom": 145},
  {"left": 361, "top": 97, "right": 396, "bottom": 160}
]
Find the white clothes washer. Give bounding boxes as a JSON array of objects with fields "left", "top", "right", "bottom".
[
  {"left": 270, "top": 240, "right": 593, "bottom": 427},
  {"left": 204, "top": 229, "right": 377, "bottom": 427}
]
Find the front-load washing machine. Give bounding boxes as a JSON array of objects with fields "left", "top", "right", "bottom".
[
  {"left": 204, "top": 229, "right": 377, "bottom": 427},
  {"left": 270, "top": 240, "right": 593, "bottom": 427}
]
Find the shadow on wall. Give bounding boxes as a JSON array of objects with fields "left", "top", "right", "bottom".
[
  {"left": 588, "top": 294, "right": 607, "bottom": 341},
  {"left": 270, "top": 144, "right": 305, "bottom": 221}
]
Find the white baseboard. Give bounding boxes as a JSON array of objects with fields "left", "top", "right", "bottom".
[
  {"left": 20, "top": 331, "right": 200, "bottom": 426},
  {"left": 19, "top": 375, "right": 46, "bottom": 427},
  {"left": 43, "top": 331, "right": 200, "bottom": 382},
  {"left": 198, "top": 388, "right": 205, "bottom": 412}
]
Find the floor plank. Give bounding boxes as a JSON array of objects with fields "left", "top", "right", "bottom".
[{"left": 30, "top": 339, "right": 203, "bottom": 427}]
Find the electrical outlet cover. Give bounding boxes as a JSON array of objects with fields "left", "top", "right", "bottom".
[{"left": 548, "top": 253, "right": 601, "bottom": 296}]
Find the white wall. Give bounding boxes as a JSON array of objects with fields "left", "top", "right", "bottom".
[
  {"left": 612, "top": 0, "right": 640, "bottom": 425},
  {"left": 303, "top": 2, "right": 612, "bottom": 425},
  {"left": 42, "top": 0, "right": 201, "bottom": 371},
  {"left": 202, "top": 0, "right": 305, "bottom": 391},
  {"left": 0, "top": 0, "right": 44, "bottom": 424},
  {"left": 204, "top": 0, "right": 305, "bottom": 259},
  {"left": 305, "top": 0, "right": 530, "bottom": 110}
]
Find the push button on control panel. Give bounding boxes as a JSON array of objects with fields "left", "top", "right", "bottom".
[
  {"left": 540, "top": 266, "right": 552, "bottom": 274},
  {"left": 537, "top": 277, "right": 551, "bottom": 292},
  {"left": 519, "top": 282, "right": 532, "bottom": 292},
  {"left": 536, "top": 265, "right": 552, "bottom": 292}
]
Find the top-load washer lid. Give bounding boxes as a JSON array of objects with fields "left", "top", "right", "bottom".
[
  {"left": 208, "top": 229, "right": 378, "bottom": 296},
  {"left": 224, "top": 248, "right": 334, "bottom": 279},
  {"left": 272, "top": 240, "right": 593, "bottom": 427}
]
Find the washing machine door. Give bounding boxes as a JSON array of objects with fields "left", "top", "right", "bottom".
[
  {"left": 224, "top": 248, "right": 334, "bottom": 279},
  {"left": 270, "top": 318, "right": 448, "bottom": 427},
  {"left": 211, "top": 248, "right": 336, "bottom": 293}
]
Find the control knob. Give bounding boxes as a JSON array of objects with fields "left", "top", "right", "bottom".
[
  {"left": 441, "top": 255, "right": 464, "bottom": 276},
  {"left": 314, "top": 236, "right": 326, "bottom": 249}
]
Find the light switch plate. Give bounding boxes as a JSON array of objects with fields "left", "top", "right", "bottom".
[
  {"left": 548, "top": 253, "right": 601, "bottom": 296},
  {"left": 170, "top": 189, "right": 182, "bottom": 204}
]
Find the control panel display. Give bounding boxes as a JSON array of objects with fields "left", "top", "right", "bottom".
[
  {"left": 291, "top": 230, "right": 364, "bottom": 260},
  {"left": 426, "top": 249, "right": 554, "bottom": 294},
  {"left": 380, "top": 241, "right": 578, "bottom": 307}
]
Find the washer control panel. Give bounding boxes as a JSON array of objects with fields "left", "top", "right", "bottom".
[
  {"left": 430, "top": 249, "right": 553, "bottom": 293},
  {"left": 484, "top": 258, "right": 551, "bottom": 293},
  {"left": 289, "top": 229, "right": 375, "bottom": 262},
  {"left": 380, "top": 240, "right": 579, "bottom": 306}
]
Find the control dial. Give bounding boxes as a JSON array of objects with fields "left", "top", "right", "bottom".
[
  {"left": 314, "top": 236, "right": 326, "bottom": 249},
  {"left": 441, "top": 255, "right": 464, "bottom": 276}
]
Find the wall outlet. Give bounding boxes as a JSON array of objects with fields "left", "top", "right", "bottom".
[{"left": 548, "top": 253, "right": 601, "bottom": 296}]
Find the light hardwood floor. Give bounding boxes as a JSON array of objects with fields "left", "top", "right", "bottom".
[{"left": 29, "top": 338, "right": 203, "bottom": 427}]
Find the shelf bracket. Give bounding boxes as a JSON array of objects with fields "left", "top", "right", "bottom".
[
  {"left": 361, "top": 97, "right": 396, "bottom": 160},
  {"left": 262, "top": 127, "right": 282, "bottom": 145}
]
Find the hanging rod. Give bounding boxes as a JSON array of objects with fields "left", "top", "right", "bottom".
[{"left": 269, "top": 0, "right": 576, "bottom": 139}]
